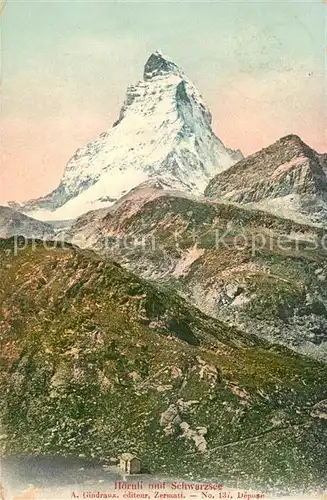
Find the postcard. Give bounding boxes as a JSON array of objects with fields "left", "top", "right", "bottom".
[{"left": 0, "top": 1, "right": 326, "bottom": 499}]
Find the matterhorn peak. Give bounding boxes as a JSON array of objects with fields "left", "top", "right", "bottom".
[
  {"left": 19, "top": 53, "right": 242, "bottom": 221},
  {"left": 143, "top": 50, "right": 182, "bottom": 81}
]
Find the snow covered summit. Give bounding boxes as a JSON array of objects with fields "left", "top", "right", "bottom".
[{"left": 21, "top": 51, "right": 242, "bottom": 221}]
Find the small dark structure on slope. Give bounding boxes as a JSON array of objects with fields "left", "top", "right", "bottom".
[{"left": 119, "top": 453, "right": 141, "bottom": 474}]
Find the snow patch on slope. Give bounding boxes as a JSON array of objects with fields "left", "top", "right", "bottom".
[
  {"left": 269, "top": 156, "right": 308, "bottom": 181},
  {"left": 249, "top": 195, "right": 323, "bottom": 226},
  {"left": 173, "top": 246, "right": 205, "bottom": 277}
]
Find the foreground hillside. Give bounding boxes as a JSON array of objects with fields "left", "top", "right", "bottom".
[
  {"left": 0, "top": 238, "right": 327, "bottom": 493},
  {"left": 65, "top": 187, "right": 327, "bottom": 360}
]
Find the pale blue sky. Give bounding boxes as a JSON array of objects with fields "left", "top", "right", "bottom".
[{"left": 1, "top": 0, "right": 326, "bottom": 202}]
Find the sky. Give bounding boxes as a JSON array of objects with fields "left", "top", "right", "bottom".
[{"left": 1, "top": 0, "right": 326, "bottom": 203}]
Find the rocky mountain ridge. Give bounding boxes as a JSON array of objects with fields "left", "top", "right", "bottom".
[
  {"left": 0, "top": 206, "right": 55, "bottom": 239},
  {"left": 205, "top": 135, "right": 327, "bottom": 226},
  {"left": 17, "top": 51, "right": 241, "bottom": 221},
  {"left": 63, "top": 184, "right": 327, "bottom": 361}
]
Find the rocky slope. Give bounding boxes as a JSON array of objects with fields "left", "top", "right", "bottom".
[
  {"left": 0, "top": 206, "right": 55, "bottom": 239},
  {"left": 0, "top": 238, "right": 327, "bottom": 493},
  {"left": 18, "top": 51, "right": 241, "bottom": 221},
  {"left": 64, "top": 186, "right": 327, "bottom": 361},
  {"left": 205, "top": 135, "right": 327, "bottom": 226}
]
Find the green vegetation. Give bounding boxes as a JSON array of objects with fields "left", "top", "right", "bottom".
[{"left": 0, "top": 238, "right": 327, "bottom": 492}]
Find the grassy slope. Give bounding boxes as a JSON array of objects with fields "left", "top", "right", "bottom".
[{"left": 0, "top": 238, "right": 327, "bottom": 492}]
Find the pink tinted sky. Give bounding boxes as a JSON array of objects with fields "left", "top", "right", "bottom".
[{"left": 1, "top": 0, "right": 326, "bottom": 204}]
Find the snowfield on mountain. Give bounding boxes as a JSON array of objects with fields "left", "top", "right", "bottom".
[{"left": 20, "top": 51, "right": 241, "bottom": 221}]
